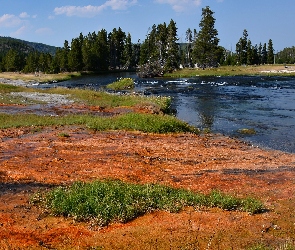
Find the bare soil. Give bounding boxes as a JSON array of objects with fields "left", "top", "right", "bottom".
[{"left": 1, "top": 104, "right": 295, "bottom": 249}]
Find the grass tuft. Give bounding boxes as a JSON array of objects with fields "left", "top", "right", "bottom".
[
  {"left": 31, "top": 180, "right": 265, "bottom": 227},
  {"left": 106, "top": 77, "right": 135, "bottom": 90}
]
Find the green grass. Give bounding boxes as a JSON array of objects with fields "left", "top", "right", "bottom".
[
  {"left": 106, "top": 77, "right": 135, "bottom": 90},
  {"left": 0, "top": 83, "right": 171, "bottom": 112},
  {"left": 164, "top": 65, "right": 295, "bottom": 77},
  {"left": 0, "top": 112, "right": 197, "bottom": 134},
  {"left": 31, "top": 180, "right": 265, "bottom": 226}
]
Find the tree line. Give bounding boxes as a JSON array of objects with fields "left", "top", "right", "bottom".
[{"left": 0, "top": 6, "right": 293, "bottom": 76}]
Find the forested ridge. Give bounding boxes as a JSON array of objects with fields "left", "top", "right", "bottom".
[
  {"left": 0, "top": 36, "right": 57, "bottom": 56},
  {"left": 0, "top": 6, "right": 293, "bottom": 76}
]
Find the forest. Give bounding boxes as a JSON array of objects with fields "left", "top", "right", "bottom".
[{"left": 0, "top": 6, "right": 293, "bottom": 77}]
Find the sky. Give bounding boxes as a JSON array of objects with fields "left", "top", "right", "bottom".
[{"left": 0, "top": 0, "right": 294, "bottom": 52}]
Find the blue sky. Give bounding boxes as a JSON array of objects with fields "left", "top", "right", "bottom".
[{"left": 0, "top": 0, "right": 294, "bottom": 51}]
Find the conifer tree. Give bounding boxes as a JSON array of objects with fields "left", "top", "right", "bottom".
[
  {"left": 236, "top": 29, "right": 248, "bottom": 65},
  {"left": 96, "top": 29, "right": 109, "bottom": 71},
  {"left": 164, "top": 19, "right": 179, "bottom": 72},
  {"left": 185, "top": 28, "right": 193, "bottom": 67},
  {"left": 267, "top": 39, "right": 274, "bottom": 64},
  {"left": 122, "top": 33, "right": 133, "bottom": 69},
  {"left": 192, "top": 6, "right": 219, "bottom": 68},
  {"left": 261, "top": 43, "right": 268, "bottom": 64}
]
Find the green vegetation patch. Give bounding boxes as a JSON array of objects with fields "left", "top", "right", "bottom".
[
  {"left": 238, "top": 128, "right": 256, "bottom": 135},
  {"left": 0, "top": 113, "right": 197, "bottom": 134},
  {"left": 0, "top": 84, "right": 171, "bottom": 113},
  {"left": 106, "top": 77, "right": 135, "bottom": 90},
  {"left": 86, "top": 113, "right": 198, "bottom": 133},
  {"left": 31, "top": 180, "right": 265, "bottom": 226},
  {"left": 0, "top": 83, "right": 26, "bottom": 93}
]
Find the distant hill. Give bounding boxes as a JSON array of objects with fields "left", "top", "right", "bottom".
[{"left": 0, "top": 36, "right": 58, "bottom": 56}]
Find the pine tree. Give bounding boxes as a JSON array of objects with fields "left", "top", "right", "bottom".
[
  {"left": 236, "top": 29, "right": 248, "bottom": 65},
  {"left": 267, "top": 39, "right": 274, "bottom": 64},
  {"left": 60, "top": 40, "right": 70, "bottom": 72},
  {"left": 192, "top": 6, "right": 219, "bottom": 68},
  {"left": 258, "top": 43, "right": 262, "bottom": 65},
  {"left": 261, "top": 43, "right": 268, "bottom": 64},
  {"left": 246, "top": 40, "right": 253, "bottom": 65},
  {"left": 96, "top": 29, "right": 109, "bottom": 71},
  {"left": 185, "top": 28, "right": 193, "bottom": 67},
  {"left": 164, "top": 19, "right": 179, "bottom": 72},
  {"left": 68, "top": 34, "right": 83, "bottom": 71},
  {"left": 122, "top": 33, "right": 133, "bottom": 69},
  {"left": 23, "top": 51, "right": 40, "bottom": 73},
  {"left": 108, "top": 27, "right": 126, "bottom": 69},
  {"left": 3, "top": 49, "right": 19, "bottom": 72}
]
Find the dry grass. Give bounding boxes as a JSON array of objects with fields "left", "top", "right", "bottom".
[{"left": 0, "top": 72, "right": 81, "bottom": 82}]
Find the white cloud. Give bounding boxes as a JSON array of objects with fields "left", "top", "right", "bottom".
[
  {"left": 0, "top": 14, "right": 22, "bottom": 28},
  {"left": 155, "top": 0, "right": 202, "bottom": 12},
  {"left": 104, "top": 0, "right": 137, "bottom": 10},
  {"left": 54, "top": 0, "right": 137, "bottom": 17},
  {"left": 54, "top": 5, "right": 105, "bottom": 17},
  {"left": 19, "top": 12, "right": 30, "bottom": 18},
  {"left": 11, "top": 25, "right": 29, "bottom": 37}
]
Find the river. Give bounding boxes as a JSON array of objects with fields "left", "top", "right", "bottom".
[{"left": 37, "top": 72, "right": 295, "bottom": 153}]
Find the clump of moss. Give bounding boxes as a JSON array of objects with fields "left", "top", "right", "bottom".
[{"left": 238, "top": 128, "right": 256, "bottom": 135}]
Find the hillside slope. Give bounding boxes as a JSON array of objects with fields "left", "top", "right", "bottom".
[{"left": 0, "top": 36, "right": 58, "bottom": 56}]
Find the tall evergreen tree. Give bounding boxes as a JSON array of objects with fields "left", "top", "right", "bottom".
[
  {"left": 185, "top": 28, "right": 193, "bottom": 67},
  {"left": 236, "top": 29, "right": 248, "bottom": 65},
  {"left": 164, "top": 19, "right": 179, "bottom": 72},
  {"left": 267, "top": 39, "right": 274, "bottom": 64},
  {"left": 261, "top": 43, "right": 268, "bottom": 64},
  {"left": 258, "top": 43, "right": 263, "bottom": 65},
  {"left": 3, "top": 49, "right": 19, "bottom": 72},
  {"left": 156, "top": 22, "right": 167, "bottom": 66},
  {"left": 60, "top": 40, "right": 70, "bottom": 72},
  {"left": 122, "top": 33, "right": 133, "bottom": 69},
  {"left": 108, "top": 27, "right": 126, "bottom": 69},
  {"left": 99, "top": 29, "right": 110, "bottom": 71},
  {"left": 68, "top": 35, "right": 83, "bottom": 71},
  {"left": 192, "top": 6, "right": 219, "bottom": 68},
  {"left": 23, "top": 51, "right": 40, "bottom": 73}
]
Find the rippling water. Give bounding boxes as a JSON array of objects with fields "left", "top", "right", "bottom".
[{"left": 38, "top": 73, "right": 295, "bottom": 153}]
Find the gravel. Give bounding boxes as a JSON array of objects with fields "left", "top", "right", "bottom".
[
  {"left": 1, "top": 78, "right": 74, "bottom": 105},
  {"left": 0, "top": 78, "right": 40, "bottom": 87},
  {"left": 10, "top": 92, "right": 75, "bottom": 105}
]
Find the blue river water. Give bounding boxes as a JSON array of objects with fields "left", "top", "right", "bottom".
[{"left": 38, "top": 72, "right": 295, "bottom": 153}]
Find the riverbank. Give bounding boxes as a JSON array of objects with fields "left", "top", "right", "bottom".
[
  {"left": 1, "top": 65, "right": 295, "bottom": 85},
  {"left": 165, "top": 64, "right": 295, "bottom": 77},
  {"left": 1, "top": 71, "right": 295, "bottom": 249},
  {"left": 0, "top": 72, "right": 81, "bottom": 85}
]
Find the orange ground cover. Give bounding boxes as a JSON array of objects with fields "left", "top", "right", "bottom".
[{"left": 1, "top": 123, "right": 295, "bottom": 249}]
